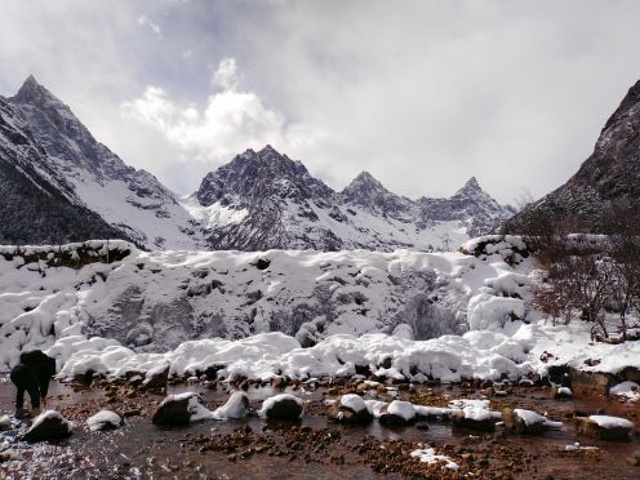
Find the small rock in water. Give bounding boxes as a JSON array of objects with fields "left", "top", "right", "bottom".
[
  {"left": 575, "top": 415, "right": 634, "bottom": 441},
  {"left": 378, "top": 400, "right": 416, "bottom": 426},
  {"left": 554, "top": 387, "right": 572, "bottom": 399},
  {"left": 328, "top": 394, "right": 373, "bottom": 425},
  {"left": 259, "top": 394, "right": 303, "bottom": 421},
  {"left": 151, "top": 392, "right": 213, "bottom": 426},
  {"left": 22, "top": 410, "right": 72, "bottom": 442},
  {"left": 212, "top": 391, "right": 250, "bottom": 420},
  {"left": 87, "top": 410, "right": 122, "bottom": 431}
]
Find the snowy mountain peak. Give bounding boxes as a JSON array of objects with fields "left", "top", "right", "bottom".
[
  {"left": 454, "top": 176, "right": 483, "bottom": 197},
  {"left": 12, "top": 75, "right": 60, "bottom": 106}
]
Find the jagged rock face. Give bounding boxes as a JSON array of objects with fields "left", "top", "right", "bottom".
[
  {"left": 420, "top": 177, "right": 516, "bottom": 238},
  {"left": 509, "top": 79, "right": 640, "bottom": 231},
  {"left": 0, "top": 97, "right": 131, "bottom": 245},
  {"left": 2, "top": 76, "right": 205, "bottom": 250},
  {"left": 194, "top": 148, "right": 514, "bottom": 251}
]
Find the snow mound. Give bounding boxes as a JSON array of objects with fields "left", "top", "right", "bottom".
[{"left": 513, "top": 409, "right": 562, "bottom": 429}]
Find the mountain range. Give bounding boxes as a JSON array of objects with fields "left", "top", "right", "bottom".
[{"left": 0, "top": 76, "right": 515, "bottom": 251}]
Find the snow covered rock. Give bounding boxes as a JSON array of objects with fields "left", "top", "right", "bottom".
[
  {"left": 328, "top": 394, "right": 373, "bottom": 425},
  {"left": 212, "top": 392, "right": 250, "bottom": 420},
  {"left": 450, "top": 399, "right": 501, "bottom": 432},
  {"left": 575, "top": 415, "right": 635, "bottom": 441},
  {"left": 554, "top": 387, "right": 573, "bottom": 399},
  {"left": 378, "top": 400, "right": 417, "bottom": 426},
  {"left": 259, "top": 394, "right": 303, "bottom": 421},
  {"left": 86, "top": 410, "right": 122, "bottom": 431},
  {"left": 22, "top": 410, "right": 71, "bottom": 442},
  {"left": 142, "top": 363, "right": 169, "bottom": 391},
  {"left": 151, "top": 392, "right": 212, "bottom": 426},
  {"left": 501, "top": 408, "right": 562, "bottom": 435},
  {"left": 609, "top": 381, "right": 640, "bottom": 401}
]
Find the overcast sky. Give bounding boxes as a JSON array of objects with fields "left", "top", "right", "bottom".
[{"left": 1, "top": 1, "right": 639, "bottom": 204}]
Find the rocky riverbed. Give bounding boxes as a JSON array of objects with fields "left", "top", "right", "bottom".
[{"left": 0, "top": 375, "right": 638, "bottom": 479}]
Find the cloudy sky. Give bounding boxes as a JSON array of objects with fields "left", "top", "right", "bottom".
[{"left": 1, "top": 1, "right": 639, "bottom": 204}]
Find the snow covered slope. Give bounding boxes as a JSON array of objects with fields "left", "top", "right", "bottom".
[
  {"left": 0, "top": 96, "right": 131, "bottom": 245},
  {"left": 3, "top": 76, "right": 206, "bottom": 250},
  {"left": 189, "top": 145, "right": 516, "bottom": 251},
  {"left": 0, "top": 237, "right": 534, "bottom": 369},
  {"left": 1, "top": 239, "right": 637, "bottom": 384}
]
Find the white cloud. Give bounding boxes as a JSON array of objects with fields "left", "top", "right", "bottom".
[
  {"left": 211, "top": 57, "right": 240, "bottom": 91},
  {"left": 121, "top": 58, "right": 324, "bottom": 164},
  {"left": 137, "top": 15, "right": 162, "bottom": 36}
]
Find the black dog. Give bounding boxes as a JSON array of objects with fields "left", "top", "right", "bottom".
[{"left": 10, "top": 350, "right": 56, "bottom": 418}]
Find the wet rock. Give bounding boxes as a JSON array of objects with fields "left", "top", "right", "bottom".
[
  {"left": 380, "top": 357, "right": 393, "bottom": 370},
  {"left": 575, "top": 415, "right": 634, "bottom": 441},
  {"left": 271, "top": 375, "right": 288, "bottom": 390},
  {"left": 151, "top": 392, "right": 212, "bottom": 426},
  {"left": 22, "top": 410, "right": 72, "bottom": 442},
  {"left": 259, "top": 394, "right": 303, "bottom": 421},
  {"left": 87, "top": 410, "right": 123, "bottom": 431},
  {"left": 620, "top": 366, "right": 640, "bottom": 384},
  {"left": 328, "top": 394, "right": 373, "bottom": 425},
  {"left": 143, "top": 364, "right": 169, "bottom": 391},
  {"left": 571, "top": 370, "right": 616, "bottom": 396}
]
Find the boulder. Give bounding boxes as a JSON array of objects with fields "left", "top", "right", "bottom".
[
  {"left": 259, "top": 394, "right": 303, "bottom": 421},
  {"left": 86, "top": 410, "right": 122, "bottom": 431},
  {"left": 378, "top": 400, "right": 416, "bottom": 426},
  {"left": 329, "top": 394, "right": 372, "bottom": 425},
  {"left": 575, "top": 415, "right": 634, "bottom": 441},
  {"left": 22, "top": 411, "right": 71, "bottom": 442},
  {"left": 151, "top": 392, "right": 213, "bottom": 426},
  {"left": 571, "top": 370, "right": 616, "bottom": 396},
  {"left": 142, "top": 364, "right": 169, "bottom": 391}
]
